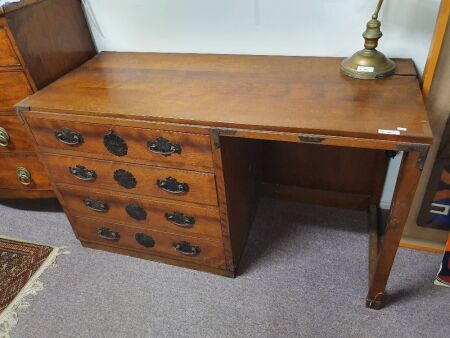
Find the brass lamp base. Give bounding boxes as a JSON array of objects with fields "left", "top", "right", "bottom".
[{"left": 341, "top": 49, "right": 395, "bottom": 80}]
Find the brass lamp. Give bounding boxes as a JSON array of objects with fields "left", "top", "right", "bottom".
[{"left": 341, "top": 0, "right": 396, "bottom": 79}]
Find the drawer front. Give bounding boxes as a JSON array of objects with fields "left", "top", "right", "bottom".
[
  {"left": 72, "top": 216, "right": 226, "bottom": 268},
  {"left": 27, "top": 116, "right": 214, "bottom": 170},
  {"left": 0, "top": 114, "right": 33, "bottom": 151},
  {"left": 59, "top": 186, "right": 223, "bottom": 240},
  {"left": 0, "top": 71, "right": 32, "bottom": 110},
  {"left": 43, "top": 154, "right": 218, "bottom": 206},
  {"left": 0, "top": 153, "right": 51, "bottom": 190},
  {"left": 0, "top": 28, "right": 20, "bottom": 66}
]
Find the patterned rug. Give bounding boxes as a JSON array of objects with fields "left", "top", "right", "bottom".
[{"left": 0, "top": 237, "right": 63, "bottom": 338}]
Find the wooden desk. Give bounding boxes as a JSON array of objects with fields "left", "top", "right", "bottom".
[{"left": 17, "top": 52, "right": 432, "bottom": 309}]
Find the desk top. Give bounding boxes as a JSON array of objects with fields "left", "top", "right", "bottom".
[{"left": 19, "top": 52, "right": 432, "bottom": 144}]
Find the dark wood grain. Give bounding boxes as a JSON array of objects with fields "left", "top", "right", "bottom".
[
  {"left": 0, "top": 152, "right": 51, "bottom": 190},
  {"left": 0, "top": 113, "right": 34, "bottom": 152},
  {"left": 73, "top": 215, "right": 226, "bottom": 269},
  {"left": 5, "top": 0, "right": 96, "bottom": 89},
  {"left": 19, "top": 52, "right": 432, "bottom": 144},
  {"left": 58, "top": 184, "right": 223, "bottom": 240},
  {"left": 26, "top": 115, "right": 214, "bottom": 171},
  {"left": 42, "top": 154, "right": 218, "bottom": 206},
  {"left": 0, "top": 27, "right": 19, "bottom": 66},
  {"left": 0, "top": 71, "right": 32, "bottom": 110},
  {"left": 366, "top": 152, "right": 423, "bottom": 309}
]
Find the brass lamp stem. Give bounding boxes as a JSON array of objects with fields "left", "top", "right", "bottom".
[
  {"left": 373, "top": 0, "right": 384, "bottom": 19},
  {"left": 340, "top": 0, "right": 395, "bottom": 80}
]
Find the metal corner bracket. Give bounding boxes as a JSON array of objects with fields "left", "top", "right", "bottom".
[
  {"left": 212, "top": 128, "right": 237, "bottom": 149},
  {"left": 397, "top": 143, "right": 430, "bottom": 171}
]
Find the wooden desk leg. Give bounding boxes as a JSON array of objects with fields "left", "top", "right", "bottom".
[{"left": 366, "top": 151, "right": 424, "bottom": 309}]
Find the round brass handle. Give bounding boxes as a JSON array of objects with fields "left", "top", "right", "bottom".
[
  {"left": 16, "top": 167, "right": 32, "bottom": 186},
  {"left": 0, "top": 127, "right": 10, "bottom": 147}
]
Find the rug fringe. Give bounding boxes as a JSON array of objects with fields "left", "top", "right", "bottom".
[{"left": 0, "top": 247, "right": 68, "bottom": 338}]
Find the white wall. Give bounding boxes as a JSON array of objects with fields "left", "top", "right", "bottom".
[{"left": 82, "top": 0, "right": 441, "bottom": 208}]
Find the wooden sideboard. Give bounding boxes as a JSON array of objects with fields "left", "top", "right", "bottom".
[
  {"left": 0, "top": 0, "right": 96, "bottom": 199},
  {"left": 17, "top": 52, "right": 432, "bottom": 309}
]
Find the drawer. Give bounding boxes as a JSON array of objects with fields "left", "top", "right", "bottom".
[
  {"left": 59, "top": 185, "right": 223, "bottom": 240},
  {"left": 0, "top": 153, "right": 51, "bottom": 190},
  {"left": 0, "top": 71, "right": 32, "bottom": 110},
  {"left": 26, "top": 116, "right": 214, "bottom": 171},
  {"left": 0, "top": 114, "right": 33, "bottom": 151},
  {"left": 0, "top": 28, "right": 20, "bottom": 66},
  {"left": 43, "top": 154, "right": 218, "bottom": 206},
  {"left": 72, "top": 216, "right": 226, "bottom": 268}
]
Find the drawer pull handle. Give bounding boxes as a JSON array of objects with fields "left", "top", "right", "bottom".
[
  {"left": 126, "top": 203, "right": 147, "bottom": 220},
  {"left": 16, "top": 167, "right": 31, "bottom": 185},
  {"left": 147, "top": 136, "right": 182, "bottom": 156},
  {"left": 135, "top": 233, "right": 155, "bottom": 248},
  {"left": 114, "top": 169, "right": 137, "bottom": 189},
  {"left": 165, "top": 212, "right": 195, "bottom": 228},
  {"left": 157, "top": 177, "right": 189, "bottom": 194},
  {"left": 54, "top": 128, "right": 84, "bottom": 146},
  {"left": 104, "top": 130, "right": 128, "bottom": 157},
  {"left": 97, "top": 227, "right": 120, "bottom": 241},
  {"left": 69, "top": 165, "right": 97, "bottom": 181},
  {"left": 83, "top": 198, "right": 109, "bottom": 212},
  {"left": 173, "top": 241, "right": 200, "bottom": 256},
  {"left": 0, "top": 127, "right": 10, "bottom": 147}
]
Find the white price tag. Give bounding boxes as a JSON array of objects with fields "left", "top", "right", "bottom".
[
  {"left": 357, "top": 66, "right": 374, "bottom": 73},
  {"left": 378, "top": 129, "right": 401, "bottom": 135}
]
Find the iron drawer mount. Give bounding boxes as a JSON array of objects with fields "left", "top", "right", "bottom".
[
  {"left": 147, "top": 136, "right": 182, "bottom": 156},
  {"left": 69, "top": 165, "right": 97, "bottom": 181},
  {"left": 165, "top": 212, "right": 195, "bottom": 228},
  {"left": 157, "top": 177, "right": 189, "bottom": 194},
  {"left": 135, "top": 233, "right": 155, "bottom": 248},
  {"left": 97, "top": 227, "right": 120, "bottom": 241},
  {"left": 104, "top": 130, "right": 128, "bottom": 157},
  {"left": 173, "top": 241, "right": 200, "bottom": 256},
  {"left": 83, "top": 198, "right": 109, "bottom": 212},
  {"left": 55, "top": 128, "right": 84, "bottom": 146},
  {"left": 113, "top": 169, "right": 137, "bottom": 189},
  {"left": 126, "top": 203, "right": 147, "bottom": 220}
]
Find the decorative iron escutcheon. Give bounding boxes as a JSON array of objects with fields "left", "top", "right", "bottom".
[
  {"left": 104, "top": 130, "right": 128, "bottom": 157},
  {"left": 54, "top": 128, "right": 84, "bottom": 146},
  {"left": 299, "top": 135, "right": 325, "bottom": 143},
  {"left": 147, "top": 136, "right": 182, "bottom": 157},
  {"left": 113, "top": 169, "right": 137, "bottom": 189},
  {"left": 83, "top": 198, "right": 109, "bottom": 212},
  {"left": 69, "top": 165, "right": 97, "bottom": 181},
  {"left": 156, "top": 177, "right": 189, "bottom": 194},
  {"left": 135, "top": 233, "right": 155, "bottom": 248},
  {"left": 126, "top": 203, "right": 147, "bottom": 220},
  {"left": 97, "top": 227, "right": 120, "bottom": 241},
  {"left": 173, "top": 241, "right": 200, "bottom": 256},
  {"left": 165, "top": 212, "right": 195, "bottom": 228}
]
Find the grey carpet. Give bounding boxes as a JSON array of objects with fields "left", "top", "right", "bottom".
[{"left": 0, "top": 198, "right": 448, "bottom": 338}]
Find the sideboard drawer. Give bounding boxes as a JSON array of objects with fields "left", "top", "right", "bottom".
[
  {"left": 43, "top": 154, "right": 218, "bottom": 206},
  {"left": 59, "top": 186, "right": 223, "bottom": 240},
  {"left": 0, "top": 28, "right": 20, "bottom": 66},
  {"left": 26, "top": 116, "right": 214, "bottom": 171},
  {"left": 0, "top": 153, "right": 51, "bottom": 190},
  {"left": 0, "top": 71, "right": 32, "bottom": 109},
  {"left": 73, "top": 216, "right": 226, "bottom": 268},
  {"left": 0, "top": 114, "right": 33, "bottom": 151}
]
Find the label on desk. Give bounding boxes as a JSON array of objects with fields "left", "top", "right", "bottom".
[
  {"left": 378, "top": 129, "right": 401, "bottom": 135},
  {"left": 357, "top": 66, "right": 374, "bottom": 73}
]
